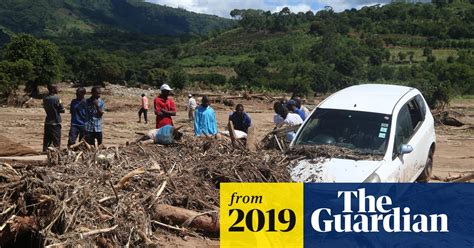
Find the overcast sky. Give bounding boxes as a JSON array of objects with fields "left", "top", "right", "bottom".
[{"left": 145, "top": 0, "right": 429, "bottom": 18}]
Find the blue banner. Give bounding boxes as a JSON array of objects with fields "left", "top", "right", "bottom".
[{"left": 304, "top": 183, "right": 474, "bottom": 248}]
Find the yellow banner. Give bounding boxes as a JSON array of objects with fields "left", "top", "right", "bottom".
[{"left": 220, "top": 183, "right": 303, "bottom": 248}]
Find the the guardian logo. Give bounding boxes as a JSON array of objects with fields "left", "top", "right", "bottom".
[{"left": 311, "top": 188, "right": 449, "bottom": 233}]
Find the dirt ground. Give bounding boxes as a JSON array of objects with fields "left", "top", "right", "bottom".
[
  {"left": 0, "top": 85, "right": 473, "bottom": 247},
  {"left": 0, "top": 84, "right": 472, "bottom": 178}
]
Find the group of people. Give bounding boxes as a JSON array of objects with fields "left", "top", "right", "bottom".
[
  {"left": 143, "top": 84, "right": 253, "bottom": 144},
  {"left": 43, "top": 83, "right": 308, "bottom": 151},
  {"left": 273, "top": 96, "right": 311, "bottom": 140},
  {"left": 42, "top": 85, "right": 104, "bottom": 152}
]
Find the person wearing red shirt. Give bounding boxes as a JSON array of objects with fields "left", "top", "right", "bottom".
[{"left": 154, "top": 84, "right": 176, "bottom": 129}]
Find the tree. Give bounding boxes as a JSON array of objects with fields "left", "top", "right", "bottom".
[
  {"left": 4, "top": 34, "right": 62, "bottom": 97},
  {"left": 369, "top": 51, "right": 384, "bottom": 66},
  {"left": 234, "top": 61, "right": 265, "bottom": 88},
  {"left": 0, "top": 59, "right": 34, "bottom": 100},
  {"left": 146, "top": 68, "right": 168, "bottom": 86},
  {"left": 169, "top": 45, "right": 183, "bottom": 59},
  {"left": 334, "top": 55, "right": 363, "bottom": 77},
  {"left": 398, "top": 51, "right": 407, "bottom": 62},
  {"left": 230, "top": 9, "right": 242, "bottom": 20},
  {"left": 423, "top": 47, "right": 432, "bottom": 56},
  {"left": 309, "top": 21, "right": 324, "bottom": 35},
  {"left": 427, "top": 55, "right": 436, "bottom": 63},
  {"left": 447, "top": 55, "right": 455, "bottom": 63},
  {"left": 72, "top": 50, "right": 126, "bottom": 86},
  {"left": 254, "top": 55, "right": 269, "bottom": 67},
  {"left": 169, "top": 69, "right": 187, "bottom": 89}
]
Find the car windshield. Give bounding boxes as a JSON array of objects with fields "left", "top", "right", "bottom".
[{"left": 293, "top": 108, "right": 391, "bottom": 155}]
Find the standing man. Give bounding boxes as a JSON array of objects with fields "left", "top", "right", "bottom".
[
  {"left": 154, "top": 84, "right": 176, "bottom": 129},
  {"left": 85, "top": 86, "right": 105, "bottom": 146},
  {"left": 229, "top": 104, "right": 251, "bottom": 133},
  {"left": 43, "top": 84, "right": 65, "bottom": 152},
  {"left": 186, "top": 94, "right": 197, "bottom": 121},
  {"left": 68, "top": 87, "right": 86, "bottom": 147},
  {"left": 194, "top": 96, "right": 218, "bottom": 136},
  {"left": 138, "top": 93, "right": 148, "bottom": 124}
]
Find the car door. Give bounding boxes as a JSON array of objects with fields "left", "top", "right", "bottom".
[
  {"left": 392, "top": 103, "right": 419, "bottom": 182},
  {"left": 409, "top": 95, "right": 430, "bottom": 177}
]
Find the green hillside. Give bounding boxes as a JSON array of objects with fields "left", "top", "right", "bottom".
[
  {"left": 1, "top": 1, "right": 473, "bottom": 107},
  {"left": 170, "top": 1, "right": 474, "bottom": 107},
  {"left": 0, "top": 0, "right": 234, "bottom": 36}
]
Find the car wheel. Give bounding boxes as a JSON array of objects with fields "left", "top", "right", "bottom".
[{"left": 417, "top": 149, "right": 433, "bottom": 182}]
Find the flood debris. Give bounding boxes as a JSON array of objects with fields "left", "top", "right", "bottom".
[{"left": 0, "top": 137, "right": 291, "bottom": 247}]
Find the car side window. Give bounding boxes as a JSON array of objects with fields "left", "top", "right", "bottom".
[
  {"left": 407, "top": 99, "right": 423, "bottom": 130},
  {"left": 393, "top": 104, "right": 414, "bottom": 158},
  {"left": 414, "top": 94, "right": 426, "bottom": 121}
]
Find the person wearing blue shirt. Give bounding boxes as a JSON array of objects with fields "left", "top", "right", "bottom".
[
  {"left": 287, "top": 99, "right": 305, "bottom": 120},
  {"left": 194, "top": 96, "right": 218, "bottom": 136},
  {"left": 85, "top": 86, "right": 105, "bottom": 146},
  {"left": 68, "top": 87, "right": 87, "bottom": 146},
  {"left": 229, "top": 104, "right": 252, "bottom": 133}
]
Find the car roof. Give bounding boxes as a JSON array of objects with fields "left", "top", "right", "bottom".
[{"left": 319, "top": 84, "right": 414, "bottom": 115}]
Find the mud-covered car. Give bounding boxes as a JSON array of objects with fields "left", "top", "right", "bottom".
[{"left": 290, "top": 84, "right": 436, "bottom": 182}]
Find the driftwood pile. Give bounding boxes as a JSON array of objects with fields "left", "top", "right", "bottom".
[{"left": 0, "top": 137, "right": 291, "bottom": 247}]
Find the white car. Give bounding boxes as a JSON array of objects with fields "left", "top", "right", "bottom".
[{"left": 290, "top": 84, "right": 436, "bottom": 183}]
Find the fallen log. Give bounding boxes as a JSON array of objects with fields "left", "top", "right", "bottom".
[
  {"left": 451, "top": 173, "right": 474, "bottom": 182},
  {"left": 432, "top": 172, "right": 474, "bottom": 182},
  {"left": 0, "top": 155, "right": 48, "bottom": 167},
  {"left": 152, "top": 204, "right": 219, "bottom": 233}
]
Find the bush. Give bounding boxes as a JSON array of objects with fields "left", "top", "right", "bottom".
[
  {"left": 254, "top": 55, "right": 269, "bottom": 67},
  {"left": 169, "top": 69, "right": 188, "bottom": 89},
  {"left": 427, "top": 55, "right": 436, "bottom": 63},
  {"left": 423, "top": 47, "right": 432, "bottom": 56}
]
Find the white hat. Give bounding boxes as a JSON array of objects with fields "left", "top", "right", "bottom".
[
  {"left": 188, "top": 94, "right": 192, "bottom": 97},
  {"left": 160, "top": 84, "right": 173, "bottom": 91}
]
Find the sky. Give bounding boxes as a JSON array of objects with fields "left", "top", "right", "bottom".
[{"left": 145, "top": 0, "right": 429, "bottom": 18}]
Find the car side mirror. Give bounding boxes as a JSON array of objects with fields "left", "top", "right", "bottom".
[{"left": 400, "top": 144, "right": 413, "bottom": 155}]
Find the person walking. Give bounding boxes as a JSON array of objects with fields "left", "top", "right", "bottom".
[
  {"left": 138, "top": 93, "right": 149, "bottom": 124},
  {"left": 68, "top": 87, "right": 86, "bottom": 146},
  {"left": 85, "top": 86, "right": 105, "bottom": 146},
  {"left": 186, "top": 94, "right": 197, "bottom": 121},
  {"left": 194, "top": 96, "right": 218, "bottom": 136},
  {"left": 43, "top": 84, "right": 65, "bottom": 152},
  {"left": 154, "top": 84, "right": 176, "bottom": 129}
]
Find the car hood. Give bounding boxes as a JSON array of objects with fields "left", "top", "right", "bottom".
[{"left": 289, "top": 158, "right": 383, "bottom": 183}]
